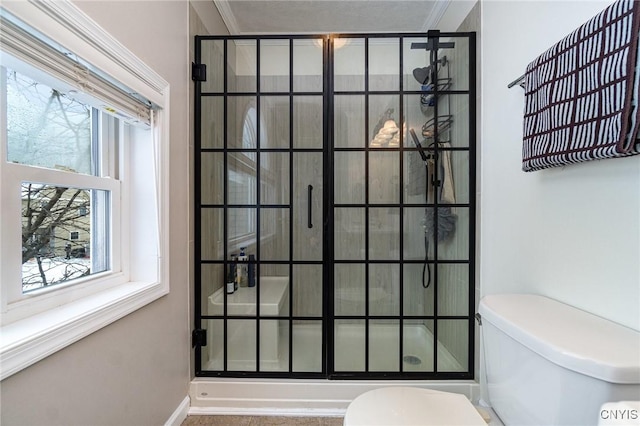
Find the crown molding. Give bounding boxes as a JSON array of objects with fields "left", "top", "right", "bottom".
[
  {"left": 213, "top": 0, "right": 241, "bottom": 35},
  {"left": 422, "top": 0, "right": 450, "bottom": 31}
]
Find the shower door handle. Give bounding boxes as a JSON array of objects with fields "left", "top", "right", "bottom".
[{"left": 307, "top": 185, "right": 313, "bottom": 229}]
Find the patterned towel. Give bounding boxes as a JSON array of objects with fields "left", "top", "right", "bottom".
[{"left": 522, "top": 0, "right": 640, "bottom": 172}]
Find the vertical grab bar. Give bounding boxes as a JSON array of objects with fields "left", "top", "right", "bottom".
[{"left": 307, "top": 184, "right": 313, "bottom": 228}]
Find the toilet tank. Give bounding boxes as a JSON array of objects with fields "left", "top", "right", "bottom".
[{"left": 479, "top": 294, "right": 640, "bottom": 426}]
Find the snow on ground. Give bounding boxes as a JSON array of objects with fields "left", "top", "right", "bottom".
[{"left": 22, "top": 256, "right": 92, "bottom": 292}]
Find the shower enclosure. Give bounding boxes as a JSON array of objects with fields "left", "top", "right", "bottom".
[{"left": 193, "top": 32, "right": 475, "bottom": 379}]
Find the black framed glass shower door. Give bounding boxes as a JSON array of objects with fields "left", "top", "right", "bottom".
[{"left": 193, "top": 32, "right": 475, "bottom": 379}]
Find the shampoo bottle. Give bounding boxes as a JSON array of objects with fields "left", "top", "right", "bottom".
[
  {"left": 226, "top": 257, "right": 236, "bottom": 294},
  {"left": 238, "top": 247, "right": 248, "bottom": 287}
]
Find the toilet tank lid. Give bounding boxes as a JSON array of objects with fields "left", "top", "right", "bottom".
[{"left": 479, "top": 294, "right": 640, "bottom": 384}]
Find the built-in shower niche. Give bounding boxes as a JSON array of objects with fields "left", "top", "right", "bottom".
[{"left": 206, "top": 276, "right": 290, "bottom": 371}]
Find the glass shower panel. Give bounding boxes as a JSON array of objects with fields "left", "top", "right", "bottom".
[
  {"left": 369, "top": 38, "right": 399, "bottom": 92},
  {"left": 368, "top": 151, "right": 399, "bottom": 204},
  {"left": 227, "top": 319, "right": 257, "bottom": 371},
  {"left": 334, "top": 151, "right": 364, "bottom": 204},
  {"left": 403, "top": 207, "right": 428, "bottom": 261},
  {"left": 369, "top": 320, "right": 400, "bottom": 371},
  {"left": 260, "top": 319, "right": 289, "bottom": 371},
  {"left": 260, "top": 40, "right": 290, "bottom": 92},
  {"left": 403, "top": 263, "right": 434, "bottom": 316},
  {"left": 227, "top": 39, "right": 256, "bottom": 93},
  {"left": 200, "top": 39, "right": 224, "bottom": 93},
  {"left": 228, "top": 153, "right": 256, "bottom": 205},
  {"left": 293, "top": 96, "right": 323, "bottom": 149},
  {"left": 293, "top": 152, "right": 323, "bottom": 261},
  {"left": 403, "top": 150, "right": 428, "bottom": 202},
  {"left": 426, "top": 206, "right": 468, "bottom": 260},
  {"left": 293, "top": 39, "right": 324, "bottom": 92},
  {"left": 201, "top": 208, "right": 224, "bottom": 261},
  {"left": 334, "top": 95, "right": 365, "bottom": 148},
  {"left": 200, "top": 97, "right": 224, "bottom": 148},
  {"left": 227, "top": 96, "right": 257, "bottom": 149},
  {"left": 334, "top": 319, "right": 365, "bottom": 371},
  {"left": 334, "top": 208, "right": 365, "bottom": 260},
  {"left": 437, "top": 264, "right": 469, "bottom": 316},
  {"left": 292, "top": 265, "right": 322, "bottom": 317},
  {"left": 334, "top": 263, "right": 365, "bottom": 316},
  {"left": 333, "top": 38, "right": 364, "bottom": 92},
  {"left": 368, "top": 263, "right": 399, "bottom": 316},
  {"left": 227, "top": 207, "right": 256, "bottom": 254},
  {"left": 259, "top": 270, "right": 290, "bottom": 317},
  {"left": 369, "top": 94, "right": 400, "bottom": 148},
  {"left": 403, "top": 320, "right": 434, "bottom": 372},
  {"left": 437, "top": 320, "right": 468, "bottom": 372},
  {"left": 201, "top": 152, "right": 224, "bottom": 205},
  {"left": 368, "top": 207, "right": 399, "bottom": 260},
  {"left": 403, "top": 94, "right": 427, "bottom": 149},
  {"left": 292, "top": 320, "right": 322, "bottom": 372},
  {"left": 201, "top": 264, "right": 224, "bottom": 315},
  {"left": 260, "top": 152, "right": 289, "bottom": 205},
  {"left": 195, "top": 33, "right": 474, "bottom": 379},
  {"left": 203, "top": 319, "right": 224, "bottom": 371},
  {"left": 260, "top": 208, "right": 289, "bottom": 261},
  {"left": 260, "top": 96, "right": 290, "bottom": 149}
]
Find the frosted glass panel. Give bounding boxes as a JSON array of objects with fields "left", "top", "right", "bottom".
[
  {"left": 334, "top": 38, "right": 364, "bottom": 91},
  {"left": 228, "top": 40, "right": 256, "bottom": 92},
  {"left": 293, "top": 39, "right": 324, "bottom": 92},
  {"left": 369, "top": 38, "right": 399, "bottom": 91},
  {"left": 369, "top": 320, "right": 399, "bottom": 371},
  {"left": 260, "top": 40, "right": 289, "bottom": 92},
  {"left": 201, "top": 40, "right": 224, "bottom": 93},
  {"left": 334, "top": 320, "right": 365, "bottom": 371}
]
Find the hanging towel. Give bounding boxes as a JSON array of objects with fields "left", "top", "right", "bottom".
[
  {"left": 439, "top": 142, "right": 456, "bottom": 204},
  {"left": 522, "top": 0, "right": 640, "bottom": 172}
]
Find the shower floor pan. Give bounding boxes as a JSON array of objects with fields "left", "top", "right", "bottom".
[{"left": 205, "top": 322, "right": 463, "bottom": 373}]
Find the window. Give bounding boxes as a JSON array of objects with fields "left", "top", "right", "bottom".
[{"left": 0, "top": 1, "right": 169, "bottom": 380}]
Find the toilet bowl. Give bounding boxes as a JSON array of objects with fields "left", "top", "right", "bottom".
[{"left": 344, "top": 387, "right": 486, "bottom": 426}]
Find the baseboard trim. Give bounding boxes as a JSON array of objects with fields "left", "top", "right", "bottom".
[{"left": 165, "top": 396, "right": 190, "bottom": 426}]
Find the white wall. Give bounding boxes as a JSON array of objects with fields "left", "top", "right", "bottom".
[
  {"left": 0, "top": 2, "right": 193, "bottom": 425},
  {"left": 480, "top": 0, "right": 640, "bottom": 331}
]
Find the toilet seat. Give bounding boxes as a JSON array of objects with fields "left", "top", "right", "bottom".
[{"left": 344, "top": 387, "right": 486, "bottom": 426}]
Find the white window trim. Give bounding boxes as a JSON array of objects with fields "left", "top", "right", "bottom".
[{"left": 0, "top": 0, "right": 170, "bottom": 381}]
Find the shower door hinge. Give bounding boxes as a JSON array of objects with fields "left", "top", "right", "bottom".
[
  {"left": 192, "top": 329, "right": 207, "bottom": 347},
  {"left": 191, "top": 62, "right": 207, "bottom": 81}
]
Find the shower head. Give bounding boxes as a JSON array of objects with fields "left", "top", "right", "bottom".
[
  {"left": 412, "top": 56, "right": 449, "bottom": 85},
  {"left": 412, "top": 66, "right": 432, "bottom": 85},
  {"left": 409, "top": 128, "right": 429, "bottom": 163}
]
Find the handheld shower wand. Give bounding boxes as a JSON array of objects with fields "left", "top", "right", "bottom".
[{"left": 409, "top": 128, "right": 429, "bottom": 163}]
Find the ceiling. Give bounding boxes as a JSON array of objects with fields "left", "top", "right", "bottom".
[{"left": 212, "top": 0, "right": 476, "bottom": 35}]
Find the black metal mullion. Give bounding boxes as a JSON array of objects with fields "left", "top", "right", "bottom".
[
  {"left": 255, "top": 37, "right": 261, "bottom": 373},
  {"left": 363, "top": 36, "right": 370, "bottom": 373},
  {"left": 323, "top": 34, "right": 333, "bottom": 377},
  {"left": 222, "top": 38, "right": 229, "bottom": 373},
  {"left": 398, "top": 35, "right": 405, "bottom": 374},
  {"left": 288, "top": 37, "right": 294, "bottom": 374},
  {"left": 429, "top": 31, "right": 441, "bottom": 375},
  {"left": 194, "top": 36, "right": 204, "bottom": 375},
  {"left": 467, "top": 31, "right": 478, "bottom": 377}
]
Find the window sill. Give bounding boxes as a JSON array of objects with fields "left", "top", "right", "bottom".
[{"left": 0, "top": 279, "right": 168, "bottom": 380}]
